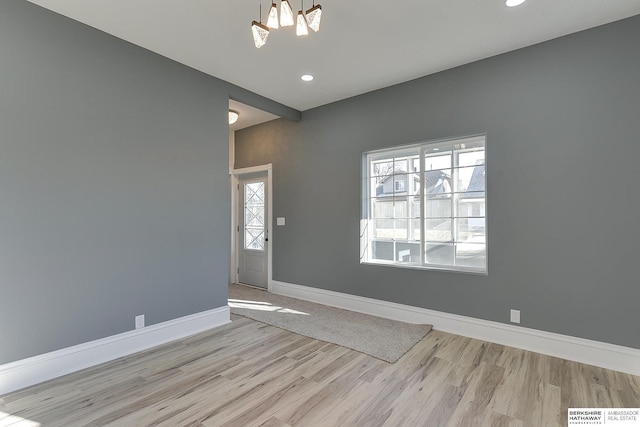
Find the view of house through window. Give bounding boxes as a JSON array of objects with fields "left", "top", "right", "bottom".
[{"left": 361, "top": 135, "right": 487, "bottom": 273}]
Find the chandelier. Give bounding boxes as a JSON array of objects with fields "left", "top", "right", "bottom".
[{"left": 251, "top": 0, "right": 323, "bottom": 48}]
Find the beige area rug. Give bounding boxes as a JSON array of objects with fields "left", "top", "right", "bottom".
[{"left": 229, "top": 283, "right": 432, "bottom": 363}]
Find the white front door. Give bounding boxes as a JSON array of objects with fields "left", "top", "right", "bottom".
[{"left": 237, "top": 174, "right": 268, "bottom": 288}]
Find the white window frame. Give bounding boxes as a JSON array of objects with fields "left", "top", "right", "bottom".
[{"left": 360, "top": 134, "right": 487, "bottom": 274}]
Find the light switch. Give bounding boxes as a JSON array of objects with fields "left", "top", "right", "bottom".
[{"left": 277, "top": 217, "right": 286, "bottom": 226}]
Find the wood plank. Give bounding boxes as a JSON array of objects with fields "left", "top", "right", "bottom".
[{"left": 2, "top": 305, "right": 639, "bottom": 426}]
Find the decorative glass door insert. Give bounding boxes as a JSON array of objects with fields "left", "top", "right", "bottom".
[{"left": 244, "top": 182, "right": 265, "bottom": 251}]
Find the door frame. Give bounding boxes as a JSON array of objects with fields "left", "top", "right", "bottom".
[{"left": 230, "top": 164, "right": 273, "bottom": 291}]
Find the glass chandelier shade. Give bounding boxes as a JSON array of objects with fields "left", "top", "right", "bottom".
[
  {"left": 280, "top": 0, "right": 295, "bottom": 27},
  {"left": 296, "top": 11, "right": 309, "bottom": 36},
  {"left": 249, "top": 0, "right": 321, "bottom": 48},
  {"left": 251, "top": 21, "right": 269, "bottom": 48},
  {"left": 266, "top": 3, "right": 279, "bottom": 29},
  {"left": 305, "top": 4, "right": 322, "bottom": 32}
]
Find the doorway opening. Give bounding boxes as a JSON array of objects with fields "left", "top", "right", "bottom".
[
  {"left": 231, "top": 165, "right": 273, "bottom": 290},
  {"left": 228, "top": 99, "right": 278, "bottom": 291}
]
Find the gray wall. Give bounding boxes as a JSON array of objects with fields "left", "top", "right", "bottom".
[
  {"left": 0, "top": 0, "right": 296, "bottom": 365},
  {"left": 236, "top": 15, "right": 640, "bottom": 349}
]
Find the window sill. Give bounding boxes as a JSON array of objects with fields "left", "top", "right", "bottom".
[{"left": 360, "top": 261, "right": 488, "bottom": 276}]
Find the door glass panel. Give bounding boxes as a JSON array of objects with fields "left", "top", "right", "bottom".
[{"left": 244, "top": 182, "right": 265, "bottom": 251}]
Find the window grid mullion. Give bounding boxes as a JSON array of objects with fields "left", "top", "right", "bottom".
[
  {"left": 367, "top": 154, "right": 375, "bottom": 262},
  {"left": 452, "top": 150, "right": 459, "bottom": 267},
  {"left": 419, "top": 146, "right": 425, "bottom": 267}
]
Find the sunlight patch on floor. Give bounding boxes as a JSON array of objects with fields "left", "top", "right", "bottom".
[
  {"left": 0, "top": 411, "right": 41, "bottom": 427},
  {"left": 228, "top": 299, "right": 309, "bottom": 315}
]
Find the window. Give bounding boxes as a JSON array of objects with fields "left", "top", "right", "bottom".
[{"left": 361, "top": 135, "right": 487, "bottom": 273}]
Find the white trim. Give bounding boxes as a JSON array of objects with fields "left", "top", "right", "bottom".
[
  {"left": 230, "top": 174, "right": 238, "bottom": 284},
  {"left": 228, "top": 130, "right": 235, "bottom": 175},
  {"left": 230, "top": 175, "right": 237, "bottom": 285},
  {"left": 270, "top": 280, "right": 640, "bottom": 376},
  {"left": 231, "top": 164, "right": 273, "bottom": 290},
  {"left": 0, "top": 306, "right": 230, "bottom": 395},
  {"left": 233, "top": 164, "right": 273, "bottom": 175}
]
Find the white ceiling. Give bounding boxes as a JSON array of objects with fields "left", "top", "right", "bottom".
[{"left": 26, "top": 0, "right": 640, "bottom": 114}]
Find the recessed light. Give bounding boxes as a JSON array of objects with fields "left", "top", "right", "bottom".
[
  {"left": 301, "top": 74, "right": 314, "bottom": 82},
  {"left": 506, "top": 0, "right": 526, "bottom": 7}
]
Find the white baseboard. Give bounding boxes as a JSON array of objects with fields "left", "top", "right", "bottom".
[
  {"left": 0, "top": 306, "right": 230, "bottom": 396},
  {"left": 270, "top": 280, "right": 640, "bottom": 376}
]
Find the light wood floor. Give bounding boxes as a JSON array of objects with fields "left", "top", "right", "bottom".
[{"left": 2, "top": 315, "right": 639, "bottom": 427}]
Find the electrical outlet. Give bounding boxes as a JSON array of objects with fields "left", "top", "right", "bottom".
[
  {"left": 510, "top": 309, "right": 521, "bottom": 324},
  {"left": 135, "top": 314, "right": 145, "bottom": 329}
]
